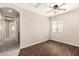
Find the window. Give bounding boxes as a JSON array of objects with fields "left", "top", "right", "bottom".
[
  {"left": 52, "top": 21, "right": 57, "bottom": 32},
  {"left": 52, "top": 20, "right": 63, "bottom": 32}
]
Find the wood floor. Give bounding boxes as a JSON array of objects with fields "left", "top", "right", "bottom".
[{"left": 19, "top": 40, "right": 79, "bottom": 56}]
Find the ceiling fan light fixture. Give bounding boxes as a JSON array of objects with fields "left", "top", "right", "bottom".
[
  {"left": 53, "top": 5, "right": 59, "bottom": 9},
  {"left": 47, "top": 3, "right": 66, "bottom": 14}
]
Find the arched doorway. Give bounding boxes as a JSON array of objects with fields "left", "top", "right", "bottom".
[{"left": 0, "top": 7, "right": 20, "bottom": 52}]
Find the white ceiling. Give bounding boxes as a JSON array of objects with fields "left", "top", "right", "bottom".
[{"left": 12, "top": 3, "right": 79, "bottom": 17}]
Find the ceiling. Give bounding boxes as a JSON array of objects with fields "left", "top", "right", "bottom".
[{"left": 12, "top": 3, "right": 79, "bottom": 17}]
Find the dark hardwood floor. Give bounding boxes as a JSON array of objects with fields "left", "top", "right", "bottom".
[{"left": 19, "top": 40, "right": 79, "bottom": 56}]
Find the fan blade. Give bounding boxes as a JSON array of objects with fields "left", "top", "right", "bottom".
[
  {"left": 48, "top": 3, "right": 57, "bottom": 8},
  {"left": 51, "top": 3, "right": 57, "bottom": 4},
  {"left": 48, "top": 6, "right": 53, "bottom": 8},
  {"left": 51, "top": 3, "right": 57, "bottom": 6},
  {"left": 35, "top": 3, "right": 41, "bottom": 8},
  {"left": 59, "top": 3, "right": 66, "bottom": 7},
  {"left": 47, "top": 10, "right": 54, "bottom": 13},
  {"left": 58, "top": 8, "right": 66, "bottom": 11}
]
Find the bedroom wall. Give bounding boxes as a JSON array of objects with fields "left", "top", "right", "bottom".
[
  {"left": 51, "top": 9, "right": 79, "bottom": 46},
  {"left": 20, "top": 8, "right": 49, "bottom": 49}
]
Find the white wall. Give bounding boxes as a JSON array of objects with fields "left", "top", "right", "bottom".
[
  {"left": 20, "top": 8, "right": 49, "bottom": 48},
  {"left": 51, "top": 9, "right": 79, "bottom": 46}
]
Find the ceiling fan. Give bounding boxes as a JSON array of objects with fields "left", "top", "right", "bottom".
[{"left": 47, "top": 3, "right": 66, "bottom": 13}]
